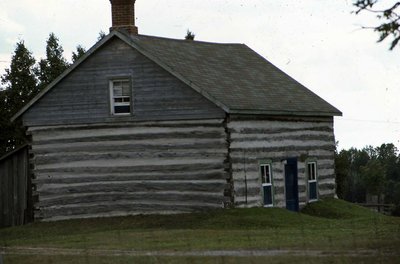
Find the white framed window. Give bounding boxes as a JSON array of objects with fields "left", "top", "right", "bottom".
[
  {"left": 110, "top": 79, "right": 131, "bottom": 115},
  {"left": 307, "top": 161, "right": 318, "bottom": 202},
  {"left": 260, "top": 163, "right": 274, "bottom": 207}
]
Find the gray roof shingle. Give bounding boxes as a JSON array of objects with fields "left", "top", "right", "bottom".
[{"left": 129, "top": 34, "right": 342, "bottom": 116}]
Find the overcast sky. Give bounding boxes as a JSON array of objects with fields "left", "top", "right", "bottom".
[{"left": 0, "top": 0, "right": 399, "bottom": 151}]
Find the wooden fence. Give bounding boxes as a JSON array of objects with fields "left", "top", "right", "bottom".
[{"left": 0, "top": 145, "right": 32, "bottom": 228}]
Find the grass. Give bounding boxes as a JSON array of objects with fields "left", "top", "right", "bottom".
[{"left": 1, "top": 198, "right": 400, "bottom": 263}]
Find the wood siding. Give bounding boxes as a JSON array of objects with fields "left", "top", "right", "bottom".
[
  {"left": 29, "top": 119, "right": 229, "bottom": 221},
  {"left": 228, "top": 117, "right": 336, "bottom": 208},
  {"left": 22, "top": 38, "right": 224, "bottom": 127},
  {"left": 0, "top": 145, "right": 31, "bottom": 227}
]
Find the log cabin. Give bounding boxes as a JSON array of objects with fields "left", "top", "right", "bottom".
[{"left": 11, "top": 0, "right": 342, "bottom": 221}]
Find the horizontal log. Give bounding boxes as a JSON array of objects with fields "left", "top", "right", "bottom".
[
  {"left": 230, "top": 129, "right": 333, "bottom": 140},
  {"left": 36, "top": 179, "right": 227, "bottom": 195},
  {"left": 33, "top": 127, "right": 225, "bottom": 144},
  {"left": 33, "top": 150, "right": 227, "bottom": 166},
  {"left": 32, "top": 141, "right": 227, "bottom": 155},
  {"left": 231, "top": 133, "right": 335, "bottom": 143},
  {"left": 227, "top": 120, "right": 333, "bottom": 131},
  {"left": 39, "top": 200, "right": 224, "bottom": 220},
  {"left": 230, "top": 139, "right": 334, "bottom": 150},
  {"left": 34, "top": 164, "right": 228, "bottom": 176},
  {"left": 38, "top": 191, "right": 226, "bottom": 207},
  {"left": 34, "top": 169, "right": 228, "bottom": 184},
  {"left": 28, "top": 119, "right": 224, "bottom": 133},
  {"left": 34, "top": 157, "right": 225, "bottom": 171}
]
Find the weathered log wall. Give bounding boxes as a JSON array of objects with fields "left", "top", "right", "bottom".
[
  {"left": 29, "top": 119, "right": 229, "bottom": 221},
  {"left": 228, "top": 117, "right": 336, "bottom": 208}
]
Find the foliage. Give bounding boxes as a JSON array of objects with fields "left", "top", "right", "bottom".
[
  {"left": 335, "top": 143, "right": 400, "bottom": 214},
  {"left": 72, "top": 45, "right": 86, "bottom": 63},
  {"left": 35, "top": 33, "right": 69, "bottom": 89},
  {"left": 185, "top": 30, "right": 196, "bottom": 40},
  {"left": 354, "top": 0, "right": 400, "bottom": 50},
  {"left": 0, "top": 33, "right": 87, "bottom": 156},
  {"left": 0, "top": 41, "right": 38, "bottom": 154}
]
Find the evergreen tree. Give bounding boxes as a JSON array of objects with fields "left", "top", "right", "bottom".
[
  {"left": 72, "top": 45, "right": 86, "bottom": 63},
  {"left": 0, "top": 41, "right": 38, "bottom": 155},
  {"left": 185, "top": 30, "right": 195, "bottom": 41},
  {"left": 36, "top": 33, "right": 69, "bottom": 88}
]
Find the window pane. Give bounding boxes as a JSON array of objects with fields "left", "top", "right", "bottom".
[
  {"left": 308, "top": 163, "right": 316, "bottom": 181},
  {"left": 122, "top": 83, "right": 130, "bottom": 96},
  {"left": 114, "top": 105, "right": 130, "bottom": 114},
  {"left": 260, "top": 166, "right": 265, "bottom": 183},
  {"left": 265, "top": 165, "right": 271, "bottom": 184},
  {"left": 263, "top": 185, "right": 273, "bottom": 205},
  {"left": 261, "top": 164, "right": 272, "bottom": 184},
  {"left": 113, "top": 86, "right": 123, "bottom": 96},
  {"left": 309, "top": 182, "right": 317, "bottom": 200}
]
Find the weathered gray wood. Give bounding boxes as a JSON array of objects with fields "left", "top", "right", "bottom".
[
  {"left": 39, "top": 200, "right": 224, "bottom": 221},
  {"left": 38, "top": 191, "right": 226, "bottom": 207},
  {"left": 36, "top": 180, "right": 226, "bottom": 195},
  {"left": 228, "top": 117, "right": 336, "bottom": 209},
  {"left": 33, "top": 169, "right": 228, "bottom": 184},
  {"left": 0, "top": 145, "right": 30, "bottom": 227},
  {"left": 28, "top": 119, "right": 229, "bottom": 221},
  {"left": 23, "top": 38, "right": 224, "bottom": 127}
]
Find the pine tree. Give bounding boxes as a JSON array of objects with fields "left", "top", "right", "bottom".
[
  {"left": 36, "top": 33, "right": 69, "bottom": 88},
  {"left": 0, "top": 41, "right": 38, "bottom": 155},
  {"left": 72, "top": 45, "right": 86, "bottom": 63},
  {"left": 185, "top": 30, "right": 195, "bottom": 41}
]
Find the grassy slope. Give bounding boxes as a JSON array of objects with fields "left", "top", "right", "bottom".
[{"left": 1, "top": 199, "right": 400, "bottom": 263}]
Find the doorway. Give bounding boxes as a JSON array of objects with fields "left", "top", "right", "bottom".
[{"left": 285, "top": 158, "right": 299, "bottom": 212}]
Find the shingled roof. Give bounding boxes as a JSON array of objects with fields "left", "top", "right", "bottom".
[
  {"left": 129, "top": 34, "right": 341, "bottom": 116},
  {"left": 12, "top": 31, "right": 341, "bottom": 122}
]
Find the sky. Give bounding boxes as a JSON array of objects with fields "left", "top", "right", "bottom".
[{"left": 0, "top": 0, "right": 399, "bottom": 151}]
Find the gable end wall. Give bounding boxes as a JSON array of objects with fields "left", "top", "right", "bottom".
[{"left": 22, "top": 38, "right": 224, "bottom": 127}]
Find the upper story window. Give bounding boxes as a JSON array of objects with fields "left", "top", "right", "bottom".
[
  {"left": 110, "top": 79, "right": 131, "bottom": 115},
  {"left": 307, "top": 161, "right": 318, "bottom": 202}
]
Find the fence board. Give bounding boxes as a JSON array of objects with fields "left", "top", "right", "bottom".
[{"left": 0, "top": 145, "right": 31, "bottom": 228}]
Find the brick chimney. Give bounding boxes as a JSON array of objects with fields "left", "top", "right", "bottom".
[{"left": 109, "top": 0, "right": 138, "bottom": 35}]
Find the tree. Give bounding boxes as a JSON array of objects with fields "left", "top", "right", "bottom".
[
  {"left": 35, "top": 33, "right": 69, "bottom": 88},
  {"left": 354, "top": 1, "right": 400, "bottom": 50},
  {"left": 360, "top": 159, "right": 386, "bottom": 203},
  {"left": 72, "top": 45, "right": 86, "bottom": 63},
  {"left": 185, "top": 30, "right": 195, "bottom": 40},
  {"left": 0, "top": 41, "right": 38, "bottom": 155}
]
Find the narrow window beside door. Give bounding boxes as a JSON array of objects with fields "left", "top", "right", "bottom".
[
  {"left": 260, "top": 163, "right": 273, "bottom": 207},
  {"left": 110, "top": 79, "right": 131, "bottom": 115},
  {"left": 307, "top": 161, "right": 318, "bottom": 202}
]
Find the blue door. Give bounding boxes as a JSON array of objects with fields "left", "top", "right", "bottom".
[{"left": 285, "top": 158, "right": 299, "bottom": 212}]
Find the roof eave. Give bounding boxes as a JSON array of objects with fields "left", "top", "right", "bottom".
[{"left": 229, "top": 109, "right": 343, "bottom": 117}]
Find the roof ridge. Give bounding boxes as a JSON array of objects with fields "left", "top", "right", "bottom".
[{"left": 132, "top": 33, "right": 244, "bottom": 46}]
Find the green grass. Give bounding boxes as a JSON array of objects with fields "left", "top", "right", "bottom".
[
  {"left": 1, "top": 198, "right": 400, "bottom": 263},
  {"left": 4, "top": 255, "right": 400, "bottom": 264}
]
